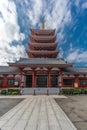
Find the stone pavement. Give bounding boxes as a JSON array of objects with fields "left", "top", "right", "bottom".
[{"left": 0, "top": 96, "right": 77, "bottom": 130}]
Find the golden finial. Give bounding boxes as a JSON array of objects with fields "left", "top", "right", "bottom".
[{"left": 42, "top": 17, "right": 45, "bottom": 30}]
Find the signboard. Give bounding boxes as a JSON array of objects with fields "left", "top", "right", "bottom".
[
  {"left": 74, "top": 82, "right": 78, "bottom": 88},
  {"left": 14, "top": 81, "right": 19, "bottom": 86}
]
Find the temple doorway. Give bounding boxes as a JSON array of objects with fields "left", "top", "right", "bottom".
[
  {"left": 26, "top": 75, "right": 32, "bottom": 87},
  {"left": 51, "top": 75, "right": 58, "bottom": 87},
  {"left": 36, "top": 76, "right": 47, "bottom": 87}
]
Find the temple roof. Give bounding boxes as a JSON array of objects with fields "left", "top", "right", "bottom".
[
  {"left": 63, "top": 67, "right": 87, "bottom": 74},
  {"left": 8, "top": 58, "right": 72, "bottom": 68},
  {"left": 0, "top": 66, "right": 19, "bottom": 74},
  {"left": 0, "top": 64, "right": 87, "bottom": 74}
]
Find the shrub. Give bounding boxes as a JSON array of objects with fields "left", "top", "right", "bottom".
[
  {"left": 61, "top": 88, "right": 73, "bottom": 95},
  {"left": 81, "top": 88, "right": 87, "bottom": 94},
  {"left": 84, "top": 88, "right": 87, "bottom": 94},
  {"left": 73, "top": 88, "right": 81, "bottom": 95},
  {"left": 61, "top": 88, "right": 81, "bottom": 95},
  {"left": 7, "top": 89, "right": 20, "bottom": 95},
  {"left": 1, "top": 89, "right": 7, "bottom": 95},
  {"left": 12, "top": 91, "right": 19, "bottom": 95}
]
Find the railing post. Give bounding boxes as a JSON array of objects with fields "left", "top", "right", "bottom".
[
  {"left": 48, "top": 69, "right": 51, "bottom": 88},
  {"left": 32, "top": 69, "right": 35, "bottom": 88},
  {"left": 19, "top": 69, "right": 22, "bottom": 88}
]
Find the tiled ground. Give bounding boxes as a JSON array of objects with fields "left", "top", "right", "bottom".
[{"left": 0, "top": 96, "right": 77, "bottom": 130}]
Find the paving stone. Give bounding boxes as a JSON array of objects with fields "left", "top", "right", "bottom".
[{"left": 0, "top": 96, "right": 77, "bottom": 130}]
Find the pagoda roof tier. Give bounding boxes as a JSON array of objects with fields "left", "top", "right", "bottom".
[
  {"left": 29, "top": 42, "right": 57, "bottom": 45},
  {"left": 28, "top": 43, "right": 57, "bottom": 50},
  {"left": 26, "top": 51, "right": 59, "bottom": 58},
  {"left": 31, "top": 29, "right": 55, "bottom": 36},
  {"left": 30, "top": 35, "right": 56, "bottom": 43}
]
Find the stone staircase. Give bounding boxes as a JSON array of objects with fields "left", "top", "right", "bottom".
[{"left": 21, "top": 88, "right": 60, "bottom": 95}]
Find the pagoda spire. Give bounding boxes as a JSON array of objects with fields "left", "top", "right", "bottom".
[{"left": 42, "top": 17, "right": 45, "bottom": 30}]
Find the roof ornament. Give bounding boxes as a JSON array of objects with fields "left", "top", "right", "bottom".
[{"left": 42, "top": 17, "right": 45, "bottom": 30}]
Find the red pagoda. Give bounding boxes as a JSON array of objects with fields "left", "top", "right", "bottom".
[{"left": 0, "top": 20, "right": 87, "bottom": 94}]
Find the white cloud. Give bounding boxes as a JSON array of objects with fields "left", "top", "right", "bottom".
[
  {"left": 58, "top": 47, "right": 64, "bottom": 58},
  {"left": 12, "top": 0, "right": 72, "bottom": 45},
  {"left": 21, "top": 0, "right": 72, "bottom": 30},
  {"left": 69, "top": 43, "right": 73, "bottom": 52},
  {"left": 66, "top": 49, "right": 87, "bottom": 63},
  {"left": 82, "top": 2, "right": 87, "bottom": 9},
  {"left": 0, "top": 44, "right": 25, "bottom": 65},
  {"left": 75, "top": 0, "right": 80, "bottom": 7},
  {"left": 44, "top": 0, "right": 72, "bottom": 30},
  {"left": 28, "top": 0, "right": 43, "bottom": 26},
  {"left": 0, "top": 0, "right": 26, "bottom": 65}
]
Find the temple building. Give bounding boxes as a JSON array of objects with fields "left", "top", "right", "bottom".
[{"left": 0, "top": 21, "right": 87, "bottom": 94}]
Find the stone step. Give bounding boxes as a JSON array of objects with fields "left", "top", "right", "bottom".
[{"left": 22, "top": 88, "right": 60, "bottom": 95}]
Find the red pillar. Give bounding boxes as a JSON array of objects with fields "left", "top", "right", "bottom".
[
  {"left": 19, "top": 70, "right": 22, "bottom": 88},
  {"left": 3, "top": 76, "right": 7, "bottom": 88},
  {"left": 59, "top": 72, "right": 63, "bottom": 87},
  {"left": 32, "top": 70, "right": 35, "bottom": 88},
  {"left": 48, "top": 70, "right": 51, "bottom": 87}
]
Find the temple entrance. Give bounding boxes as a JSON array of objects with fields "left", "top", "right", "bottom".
[
  {"left": 51, "top": 75, "right": 58, "bottom": 87},
  {"left": 36, "top": 76, "right": 47, "bottom": 87},
  {"left": 26, "top": 75, "right": 32, "bottom": 87}
]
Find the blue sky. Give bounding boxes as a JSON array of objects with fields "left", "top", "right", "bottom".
[{"left": 0, "top": 0, "right": 87, "bottom": 66}]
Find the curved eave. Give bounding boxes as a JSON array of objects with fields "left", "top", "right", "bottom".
[
  {"left": 28, "top": 43, "right": 57, "bottom": 50},
  {"left": 0, "top": 69, "right": 19, "bottom": 74},
  {"left": 30, "top": 29, "right": 55, "bottom": 35},
  {"left": 30, "top": 35, "right": 56, "bottom": 43},
  {"left": 30, "top": 35, "right": 56, "bottom": 40},
  {"left": 63, "top": 72, "right": 87, "bottom": 75},
  {"left": 28, "top": 42, "right": 58, "bottom": 46},
  {"left": 26, "top": 50, "right": 59, "bottom": 54},
  {"left": 29, "top": 46, "right": 57, "bottom": 51},
  {"left": 26, "top": 50, "right": 59, "bottom": 58},
  {"left": 8, "top": 63, "right": 72, "bottom": 68}
]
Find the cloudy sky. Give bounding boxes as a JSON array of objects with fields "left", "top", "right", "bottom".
[{"left": 0, "top": 0, "right": 87, "bottom": 66}]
